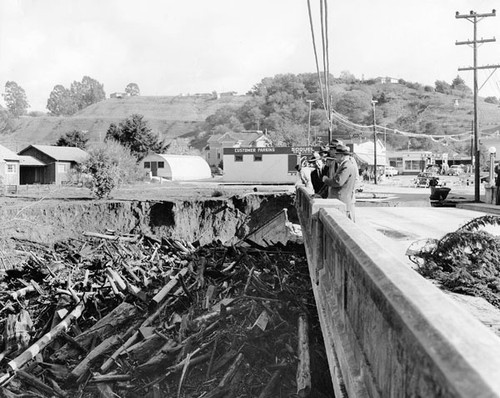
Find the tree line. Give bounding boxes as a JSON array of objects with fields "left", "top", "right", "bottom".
[
  {"left": 3, "top": 71, "right": 496, "bottom": 156},
  {"left": 1, "top": 78, "right": 140, "bottom": 117},
  {"left": 199, "top": 72, "right": 487, "bottom": 153}
]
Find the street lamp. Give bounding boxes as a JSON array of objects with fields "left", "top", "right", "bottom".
[
  {"left": 306, "top": 100, "right": 314, "bottom": 146},
  {"left": 371, "top": 100, "right": 378, "bottom": 184}
]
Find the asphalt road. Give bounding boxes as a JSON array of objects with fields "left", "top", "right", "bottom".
[{"left": 359, "top": 174, "right": 476, "bottom": 206}]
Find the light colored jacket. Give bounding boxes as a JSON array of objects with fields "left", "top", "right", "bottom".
[
  {"left": 298, "top": 166, "right": 315, "bottom": 194},
  {"left": 323, "top": 155, "right": 358, "bottom": 220}
]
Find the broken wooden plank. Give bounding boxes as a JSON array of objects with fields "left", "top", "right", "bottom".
[
  {"left": 69, "top": 335, "right": 121, "bottom": 382},
  {"left": 17, "top": 370, "right": 64, "bottom": 397},
  {"left": 296, "top": 314, "right": 311, "bottom": 398},
  {"left": 52, "top": 302, "right": 138, "bottom": 362},
  {"left": 150, "top": 267, "right": 189, "bottom": 308},
  {"left": 258, "top": 369, "right": 282, "bottom": 398},
  {"left": 6, "top": 300, "right": 85, "bottom": 374}
]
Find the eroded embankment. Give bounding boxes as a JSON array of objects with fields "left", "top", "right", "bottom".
[{"left": 1, "top": 193, "right": 297, "bottom": 249}]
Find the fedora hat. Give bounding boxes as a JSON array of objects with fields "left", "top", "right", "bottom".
[
  {"left": 334, "top": 144, "right": 351, "bottom": 154},
  {"left": 308, "top": 151, "right": 322, "bottom": 162},
  {"left": 328, "top": 139, "right": 344, "bottom": 148}
]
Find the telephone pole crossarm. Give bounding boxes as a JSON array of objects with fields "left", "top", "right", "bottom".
[
  {"left": 458, "top": 64, "right": 500, "bottom": 71},
  {"left": 456, "top": 38, "right": 496, "bottom": 46},
  {"left": 456, "top": 11, "right": 496, "bottom": 19}
]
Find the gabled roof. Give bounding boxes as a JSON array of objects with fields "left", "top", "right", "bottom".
[
  {"left": 18, "top": 155, "right": 45, "bottom": 166},
  {"left": 207, "top": 134, "right": 223, "bottom": 143},
  {"left": 19, "top": 145, "right": 88, "bottom": 162},
  {"left": 207, "top": 131, "right": 272, "bottom": 145},
  {"left": 0, "top": 144, "right": 19, "bottom": 161},
  {"left": 219, "top": 132, "right": 272, "bottom": 147}
]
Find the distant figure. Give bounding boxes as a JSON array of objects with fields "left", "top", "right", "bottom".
[
  {"left": 495, "top": 164, "right": 500, "bottom": 205},
  {"left": 322, "top": 144, "right": 358, "bottom": 221}
]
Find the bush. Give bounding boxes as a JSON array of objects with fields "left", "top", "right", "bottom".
[{"left": 79, "top": 140, "right": 141, "bottom": 199}]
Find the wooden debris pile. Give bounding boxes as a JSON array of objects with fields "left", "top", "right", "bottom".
[{"left": 0, "top": 231, "right": 331, "bottom": 397}]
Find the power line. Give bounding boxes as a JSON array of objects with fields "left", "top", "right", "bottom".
[
  {"left": 320, "top": 0, "right": 331, "bottom": 132},
  {"left": 307, "top": 0, "right": 333, "bottom": 141},
  {"left": 307, "top": 0, "right": 328, "bottom": 120}
]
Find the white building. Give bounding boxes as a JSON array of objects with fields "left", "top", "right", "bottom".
[
  {"left": 353, "top": 140, "right": 387, "bottom": 166},
  {"left": 223, "top": 146, "right": 319, "bottom": 183},
  {"left": 204, "top": 131, "right": 273, "bottom": 167},
  {"left": 141, "top": 154, "right": 212, "bottom": 181}
]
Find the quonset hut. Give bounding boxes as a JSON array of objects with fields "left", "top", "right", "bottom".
[{"left": 140, "top": 154, "right": 212, "bottom": 181}]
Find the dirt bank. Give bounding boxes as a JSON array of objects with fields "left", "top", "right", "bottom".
[{"left": 1, "top": 192, "right": 297, "bottom": 257}]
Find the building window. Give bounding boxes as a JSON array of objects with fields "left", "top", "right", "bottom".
[
  {"left": 158, "top": 162, "right": 164, "bottom": 168},
  {"left": 389, "top": 158, "right": 403, "bottom": 168},
  {"left": 235, "top": 155, "right": 243, "bottom": 162},
  {"left": 254, "top": 154, "right": 262, "bottom": 162},
  {"left": 404, "top": 160, "right": 422, "bottom": 171},
  {"left": 6, "top": 164, "right": 16, "bottom": 174},
  {"left": 57, "top": 164, "right": 67, "bottom": 173},
  {"left": 144, "top": 162, "right": 151, "bottom": 169}
]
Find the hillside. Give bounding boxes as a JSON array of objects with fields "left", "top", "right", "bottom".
[
  {"left": 1, "top": 81, "right": 500, "bottom": 153},
  {"left": 372, "top": 83, "right": 500, "bottom": 133},
  {"left": 0, "top": 95, "right": 249, "bottom": 151}
]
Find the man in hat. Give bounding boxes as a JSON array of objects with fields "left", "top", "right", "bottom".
[
  {"left": 322, "top": 143, "right": 358, "bottom": 221},
  {"left": 309, "top": 151, "right": 329, "bottom": 197}
]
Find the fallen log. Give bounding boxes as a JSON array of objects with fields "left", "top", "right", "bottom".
[
  {"left": 218, "top": 352, "right": 244, "bottom": 388},
  {"left": 258, "top": 369, "right": 282, "bottom": 398},
  {"left": 96, "top": 382, "right": 115, "bottom": 398},
  {"left": 100, "top": 289, "right": 183, "bottom": 373},
  {"left": 82, "top": 231, "right": 139, "bottom": 242},
  {"left": 121, "top": 334, "right": 166, "bottom": 365},
  {"left": 3, "top": 300, "right": 85, "bottom": 379},
  {"left": 135, "top": 338, "right": 181, "bottom": 375},
  {"left": 52, "top": 302, "right": 138, "bottom": 362},
  {"left": 10, "top": 285, "right": 35, "bottom": 301},
  {"left": 91, "top": 374, "right": 132, "bottom": 383},
  {"left": 296, "top": 314, "right": 311, "bottom": 398},
  {"left": 17, "top": 370, "right": 64, "bottom": 398},
  {"left": 150, "top": 267, "right": 189, "bottom": 308},
  {"left": 69, "top": 335, "right": 121, "bottom": 383},
  {"left": 105, "top": 268, "right": 126, "bottom": 291}
]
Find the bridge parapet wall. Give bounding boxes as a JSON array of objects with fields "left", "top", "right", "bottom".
[{"left": 296, "top": 186, "right": 500, "bottom": 397}]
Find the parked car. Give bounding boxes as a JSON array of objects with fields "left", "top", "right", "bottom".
[
  {"left": 447, "top": 165, "right": 464, "bottom": 176},
  {"left": 385, "top": 166, "right": 398, "bottom": 177},
  {"left": 414, "top": 171, "right": 438, "bottom": 188},
  {"left": 425, "top": 164, "right": 440, "bottom": 174}
]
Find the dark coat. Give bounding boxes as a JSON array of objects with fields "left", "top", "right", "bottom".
[{"left": 311, "top": 165, "right": 329, "bottom": 197}]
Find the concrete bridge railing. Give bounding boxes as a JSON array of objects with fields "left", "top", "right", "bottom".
[{"left": 296, "top": 186, "right": 500, "bottom": 398}]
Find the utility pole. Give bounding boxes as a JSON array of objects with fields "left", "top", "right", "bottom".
[
  {"left": 456, "top": 9, "right": 500, "bottom": 202},
  {"left": 371, "top": 100, "right": 378, "bottom": 185},
  {"left": 307, "top": 100, "right": 314, "bottom": 146}
]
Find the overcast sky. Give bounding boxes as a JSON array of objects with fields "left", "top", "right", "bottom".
[{"left": 1, "top": 0, "right": 499, "bottom": 112}]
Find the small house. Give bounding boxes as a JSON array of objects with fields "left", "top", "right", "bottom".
[
  {"left": 18, "top": 145, "right": 88, "bottom": 185},
  {"left": 0, "top": 144, "right": 20, "bottom": 187}
]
